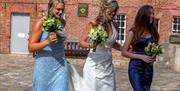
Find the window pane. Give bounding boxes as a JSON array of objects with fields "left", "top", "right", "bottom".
[
  {"left": 121, "top": 15, "right": 125, "bottom": 20},
  {"left": 173, "top": 24, "right": 177, "bottom": 30},
  {"left": 121, "top": 29, "right": 124, "bottom": 34},
  {"left": 121, "top": 22, "right": 124, "bottom": 27},
  {"left": 117, "top": 33, "right": 120, "bottom": 40},
  {"left": 121, "top": 35, "right": 124, "bottom": 40},
  {"left": 117, "top": 15, "right": 120, "bottom": 20},
  {"left": 174, "top": 18, "right": 178, "bottom": 23},
  {"left": 178, "top": 19, "right": 180, "bottom": 23},
  {"left": 155, "top": 19, "right": 159, "bottom": 28},
  {"left": 113, "top": 15, "right": 126, "bottom": 42},
  {"left": 178, "top": 25, "right": 180, "bottom": 30}
]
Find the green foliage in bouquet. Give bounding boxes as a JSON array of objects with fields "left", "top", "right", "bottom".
[
  {"left": 144, "top": 43, "right": 162, "bottom": 56},
  {"left": 88, "top": 26, "right": 108, "bottom": 47},
  {"left": 43, "top": 15, "right": 62, "bottom": 32}
]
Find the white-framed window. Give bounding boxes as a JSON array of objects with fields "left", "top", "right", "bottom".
[
  {"left": 113, "top": 15, "right": 126, "bottom": 43},
  {"left": 155, "top": 18, "right": 160, "bottom": 32},
  {"left": 173, "top": 16, "right": 180, "bottom": 33}
]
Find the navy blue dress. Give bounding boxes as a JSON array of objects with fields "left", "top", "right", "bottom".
[{"left": 129, "top": 37, "right": 154, "bottom": 91}]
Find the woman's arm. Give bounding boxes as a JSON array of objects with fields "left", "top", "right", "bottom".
[
  {"left": 79, "top": 22, "right": 96, "bottom": 48},
  {"left": 121, "top": 31, "right": 155, "bottom": 63},
  {"left": 28, "top": 18, "right": 57, "bottom": 53},
  {"left": 113, "top": 42, "right": 122, "bottom": 51}
]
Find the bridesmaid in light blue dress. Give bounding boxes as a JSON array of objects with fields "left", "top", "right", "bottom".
[{"left": 28, "top": 0, "right": 68, "bottom": 91}]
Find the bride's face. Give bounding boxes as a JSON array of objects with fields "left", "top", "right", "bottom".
[{"left": 105, "top": 9, "right": 115, "bottom": 21}]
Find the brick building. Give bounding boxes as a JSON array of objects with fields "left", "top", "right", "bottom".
[{"left": 0, "top": 0, "right": 180, "bottom": 56}]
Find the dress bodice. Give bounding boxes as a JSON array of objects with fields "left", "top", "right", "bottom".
[
  {"left": 90, "top": 23, "right": 118, "bottom": 53},
  {"left": 36, "top": 28, "right": 66, "bottom": 58},
  {"left": 88, "top": 22, "right": 118, "bottom": 62},
  {"left": 32, "top": 23, "right": 69, "bottom": 91},
  {"left": 133, "top": 36, "right": 155, "bottom": 54}
]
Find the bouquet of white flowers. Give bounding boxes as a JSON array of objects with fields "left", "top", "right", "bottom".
[
  {"left": 88, "top": 25, "right": 108, "bottom": 52},
  {"left": 144, "top": 43, "right": 162, "bottom": 56},
  {"left": 43, "top": 15, "right": 62, "bottom": 32}
]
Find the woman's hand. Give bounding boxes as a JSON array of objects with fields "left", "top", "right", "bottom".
[
  {"left": 54, "top": 31, "right": 66, "bottom": 41},
  {"left": 89, "top": 42, "right": 97, "bottom": 48},
  {"left": 47, "top": 32, "right": 58, "bottom": 44},
  {"left": 140, "top": 55, "right": 156, "bottom": 63}
]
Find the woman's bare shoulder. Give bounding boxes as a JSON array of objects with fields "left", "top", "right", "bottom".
[
  {"left": 32, "top": 17, "right": 45, "bottom": 32},
  {"left": 34, "top": 17, "right": 47, "bottom": 28},
  {"left": 88, "top": 20, "right": 98, "bottom": 26}
]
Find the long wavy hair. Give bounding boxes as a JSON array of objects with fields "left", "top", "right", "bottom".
[
  {"left": 95, "top": 0, "right": 119, "bottom": 26},
  {"left": 47, "top": 0, "right": 65, "bottom": 25},
  {"left": 131, "top": 5, "right": 159, "bottom": 46},
  {"left": 48, "top": 0, "right": 65, "bottom": 16}
]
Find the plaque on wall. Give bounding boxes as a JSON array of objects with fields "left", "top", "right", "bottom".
[
  {"left": 169, "top": 34, "right": 180, "bottom": 44},
  {"left": 78, "top": 3, "right": 88, "bottom": 17}
]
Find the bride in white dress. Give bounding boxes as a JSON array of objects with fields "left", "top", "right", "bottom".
[
  {"left": 68, "top": 0, "right": 121, "bottom": 91},
  {"left": 78, "top": 0, "right": 121, "bottom": 91}
]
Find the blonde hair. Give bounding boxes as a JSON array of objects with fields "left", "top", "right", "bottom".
[
  {"left": 96, "top": 0, "right": 119, "bottom": 25},
  {"left": 47, "top": 0, "right": 65, "bottom": 26},
  {"left": 48, "top": 0, "right": 65, "bottom": 16}
]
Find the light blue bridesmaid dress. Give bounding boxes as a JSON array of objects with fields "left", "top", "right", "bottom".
[{"left": 32, "top": 29, "right": 68, "bottom": 91}]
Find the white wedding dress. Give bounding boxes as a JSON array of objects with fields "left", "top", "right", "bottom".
[{"left": 68, "top": 23, "right": 118, "bottom": 91}]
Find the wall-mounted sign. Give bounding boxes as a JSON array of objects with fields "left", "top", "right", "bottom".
[
  {"left": 78, "top": 3, "right": 88, "bottom": 17},
  {"left": 169, "top": 34, "right": 180, "bottom": 44}
]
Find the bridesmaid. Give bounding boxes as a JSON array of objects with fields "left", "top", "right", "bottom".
[
  {"left": 28, "top": 0, "right": 68, "bottom": 91},
  {"left": 122, "top": 5, "right": 159, "bottom": 91}
]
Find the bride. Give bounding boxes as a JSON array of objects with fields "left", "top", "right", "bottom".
[{"left": 68, "top": 0, "right": 121, "bottom": 91}]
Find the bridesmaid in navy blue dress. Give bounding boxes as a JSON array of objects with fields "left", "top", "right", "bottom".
[{"left": 122, "top": 5, "right": 160, "bottom": 91}]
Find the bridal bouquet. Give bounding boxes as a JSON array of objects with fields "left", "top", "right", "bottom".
[
  {"left": 144, "top": 43, "right": 162, "bottom": 56},
  {"left": 88, "top": 26, "right": 108, "bottom": 52},
  {"left": 43, "top": 15, "right": 62, "bottom": 32}
]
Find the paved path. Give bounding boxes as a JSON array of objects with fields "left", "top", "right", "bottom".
[{"left": 0, "top": 54, "right": 180, "bottom": 91}]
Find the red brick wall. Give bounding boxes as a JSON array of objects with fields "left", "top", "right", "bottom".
[
  {"left": 148, "top": 0, "right": 180, "bottom": 43},
  {"left": 65, "top": 0, "right": 99, "bottom": 40},
  {"left": 0, "top": 0, "right": 180, "bottom": 55},
  {"left": 64, "top": 0, "right": 148, "bottom": 40},
  {"left": 0, "top": 0, "right": 48, "bottom": 53},
  {"left": 0, "top": 3, "right": 5, "bottom": 53}
]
